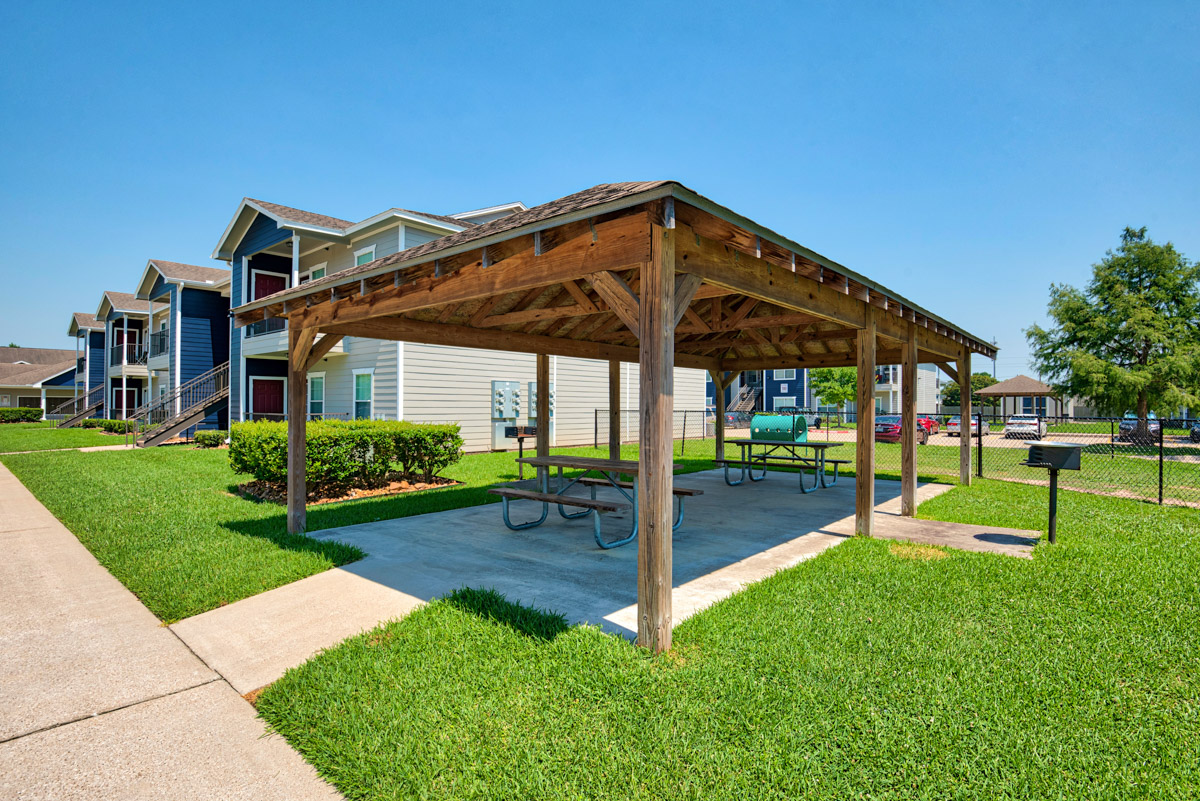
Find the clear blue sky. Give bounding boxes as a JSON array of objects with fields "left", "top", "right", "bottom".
[{"left": 2, "top": 1, "right": 1197, "bottom": 378}]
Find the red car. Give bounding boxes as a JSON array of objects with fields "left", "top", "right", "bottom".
[
  {"left": 917, "top": 415, "right": 940, "bottom": 434},
  {"left": 874, "top": 415, "right": 929, "bottom": 444}
]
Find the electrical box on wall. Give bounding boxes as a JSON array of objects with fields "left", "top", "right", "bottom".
[
  {"left": 528, "top": 381, "right": 555, "bottom": 445},
  {"left": 490, "top": 380, "right": 522, "bottom": 450}
]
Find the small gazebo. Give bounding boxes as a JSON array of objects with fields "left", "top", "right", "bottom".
[
  {"left": 231, "top": 181, "right": 996, "bottom": 652},
  {"left": 976, "top": 374, "right": 1063, "bottom": 419}
]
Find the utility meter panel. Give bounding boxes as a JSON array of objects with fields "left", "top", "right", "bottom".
[
  {"left": 528, "top": 381, "right": 555, "bottom": 445},
  {"left": 490, "top": 380, "right": 522, "bottom": 450}
]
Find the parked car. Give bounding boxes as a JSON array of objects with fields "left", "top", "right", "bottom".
[
  {"left": 874, "top": 415, "right": 929, "bottom": 445},
  {"left": 946, "top": 415, "right": 983, "bottom": 437},
  {"left": 723, "top": 411, "right": 753, "bottom": 427},
  {"left": 1191, "top": 420, "right": 1200, "bottom": 443},
  {"left": 1117, "top": 411, "right": 1161, "bottom": 442},
  {"left": 1003, "top": 415, "right": 1047, "bottom": 439},
  {"left": 916, "top": 415, "right": 940, "bottom": 434}
]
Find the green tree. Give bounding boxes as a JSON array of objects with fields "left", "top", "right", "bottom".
[
  {"left": 808, "top": 367, "right": 857, "bottom": 411},
  {"left": 941, "top": 372, "right": 1000, "bottom": 408},
  {"left": 1026, "top": 227, "right": 1200, "bottom": 428},
  {"left": 6, "top": 343, "right": 18, "bottom": 348}
]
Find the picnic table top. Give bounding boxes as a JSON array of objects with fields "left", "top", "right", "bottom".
[
  {"left": 725, "top": 438, "right": 844, "bottom": 450},
  {"left": 515, "top": 455, "right": 682, "bottom": 474}
]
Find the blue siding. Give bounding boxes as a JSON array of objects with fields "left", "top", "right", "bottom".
[
  {"left": 148, "top": 273, "right": 172, "bottom": 302},
  {"left": 230, "top": 212, "right": 292, "bottom": 421},
  {"left": 87, "top": 331, "right": 105, "bottom": 389},
  {"left": 44, "top": 368, "right": 76, "bottom": 387},
  {"left": 179, "top": 287, "right": 230, "bottom": 431}
]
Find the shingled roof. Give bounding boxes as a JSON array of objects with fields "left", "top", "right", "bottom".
[
  {"left": 0, "top": 347, "right": 77, "bottom": 365},
  {"left": 0, "top": 360, "right": 75, "bottom": 388},
  {"left": 101, "top": 291, "right": 151, "bottom": 314},
  {"left": 976, "top": 374, "right": 1055, "bottom": 396},
  {"left": 147, "top": 260, "right": 230, "bottom": 284},
  {"left": 247, "top": 199, "right": 355, "bottom": 232},
  {"left": 71, "top": 312, "right": 104, "bottom": 332}
]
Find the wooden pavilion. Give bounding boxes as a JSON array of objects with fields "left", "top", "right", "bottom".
[
  {"left": 232, "top": 181, "right": 997, "bottom": 652},
  {"left": 976, "top": 374, "right": 1064, "bottom": 418}
]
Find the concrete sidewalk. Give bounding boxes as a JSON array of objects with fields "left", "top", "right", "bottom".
[{"left": 0, "top": 462, "right": 337, "bottom": 800}]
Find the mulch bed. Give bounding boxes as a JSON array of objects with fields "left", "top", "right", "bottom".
[{"left": 238, "top": 472, "right": 460, "bottom": 505}]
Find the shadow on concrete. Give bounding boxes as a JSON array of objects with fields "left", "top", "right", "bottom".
[{"left": 975, "top": 532, "right": 1040, "bottom": 547}]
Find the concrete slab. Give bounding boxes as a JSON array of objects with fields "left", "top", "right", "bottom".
[
  {"left": 173, "top": 471, "right": 969, "bottom": 694},
  {"left": 0, "top": 468, "right": 215, "bottom": 742},
  {"left": 0, "top": 681, "right": 338, "bottom": 801}
]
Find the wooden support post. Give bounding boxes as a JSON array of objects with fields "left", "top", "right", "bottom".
[
  {"left": 900, "top": 322, "right": 918, "bottom": 516},
  {"left": 536, "top": 352, "right": 550, "bottom": 488},
  {"left": 855, "top": 307, "right": 876, "bottom": 536},
  {"left": 710, "top": 369, "right": 726, "bottom": 463},
  {"left": 958, "top": 345, "right": 972, "bottom": 486},
  {"left": 608, "top": 359, "right": 621, "bottom": 460},
  {"left": 637, "top": 225, "right": 675, "bottom": 653},
  {"left": 287, "top": 325, "right": 311, "bottom": 534}
]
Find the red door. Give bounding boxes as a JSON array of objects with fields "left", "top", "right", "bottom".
[
  {"left": 252, "top": 272, "right": 287, "bottom": 301},
  {"left": 252, "top": 380, "right": 284, "bottom": 419}
]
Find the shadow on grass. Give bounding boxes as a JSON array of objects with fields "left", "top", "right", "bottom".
[{"left": 445, "top": 587, "right": 568, "bottom": 641}]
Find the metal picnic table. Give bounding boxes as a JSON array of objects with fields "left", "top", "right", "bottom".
[
  {"left": 722, "top": 439, "right": 846, "bottom": 493},
  {"left": 499, "top": 455, "right": 688, "bottom": 549}
]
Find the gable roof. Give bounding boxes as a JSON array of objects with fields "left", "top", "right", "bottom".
[
  {"left": 69, "top": 313, "right": 104, "bottom": 335},
  {"left": 246, "top": 199, "right": 354, "bottom": 232},
  {"left": 135, "top": 259, "right": 231, "bottom": 299},
  {"left": 0, "top": 360, "right": 76, "bottom": 388},
  {"left": 976, "top": 374, "right": 1055, "bottom": 396},
  {"left": 96, "top": 290, "right": 151, "bottom": 321},
  {"left": 234, "top": 180, "right": 997, "bottom": 358},
  {"left": 213, "top": 197, "right": 474, "bottom": 261}
]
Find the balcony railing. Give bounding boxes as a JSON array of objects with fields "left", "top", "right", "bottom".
[
  {"left": 149, "top": 330, "right": 170, "bottom": 358},
  {"left": 245, "top": 317, "right": 287, "bottom": 339},
  {"left": 76, "top": 356, "right": 85, "bottom": 374},
  {"left": 110, "top": 342, "right": 148, "bottom": 366}
]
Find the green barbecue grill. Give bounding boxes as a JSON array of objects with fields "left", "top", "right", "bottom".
[{"left": 750, "top": 414, "right": 808, "bottom": 442}]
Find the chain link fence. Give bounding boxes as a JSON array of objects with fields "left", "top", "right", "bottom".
[{"left": 592, "top": 409, "right": 710, "bottom": 454}]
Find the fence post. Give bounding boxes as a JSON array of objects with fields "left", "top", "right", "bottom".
[
  {"left": 976, "top": 413, "right": 983, "bottom": 478},
  {"left": 594, "top": 409, "right": 598, "bottom": 450},
  {"left": 681, "top": 411, "right": 687, "bottom": 455},
  {"left": 1111, "top": 418, "right": 1115, "bottom": 459},
  {"left": 1159, "top": 422, "right": 1165, "bottom": 505}
]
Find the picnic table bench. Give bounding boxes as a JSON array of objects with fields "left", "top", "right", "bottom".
[
  {"left": 718, "top": 439, "right": 847, "bottom": 493},
  {"left": 488, "top": 455, "right": 701, "bottom": 549}
]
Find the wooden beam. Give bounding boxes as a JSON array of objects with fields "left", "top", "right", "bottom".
[
  {"left": 304, "top": 333, "right": 344, "bottom": 371},
  {"left": 855, "top": 307, "right": 876, "bottom": 537},
  {"left": 900, "top": 322, "right": 918, "bottom": 517},
  {"left": 266, "top": 213, "right": 652, "bottom": 330},
  {"left": 287, "top": 326, "right": 309, "bottom": 534},
  {"left": 938, "top": 361, "right": 960, "bottom": 385},
  {"left": 710, "top": 369, "right": 727, "bottom": 462},
  {"left": 681, "top": 306, "right": 711, "bottom": 333},
  {"left": 561, "top": 279, "right": 599, "bottom": 314},
  {"left": 672, "top": 273, "right": 704, "bottom": 328},
  {"left": 959, "top": 344, "right": 972, "bottom": 486},
  {"left": 590, "top": 270, "right": 641, "bottom": 334},
  {"left": 318, "top": 315, "right": 720, "bottom": 372},
  {"left": 608, "top": 359, "right": 621, "bottom": 460},
  {"left": 637, "top": 224, "right": 674, "bottom": 654}
]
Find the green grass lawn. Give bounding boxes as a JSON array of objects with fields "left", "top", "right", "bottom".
[
  {"left": 0, "top": 441, "right": 725, "bottom": 622},
  {"left": 0, "top": 420, "right": 124, "bottom": 453},
  {"left": 257, "top": 481, "right": 1200, "bottom": 799}
]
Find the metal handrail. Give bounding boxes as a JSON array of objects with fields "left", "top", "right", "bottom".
[
  {"left": 149, "top": 330, "right": 170, "bottom": 358},
  {"left": 110, "top": 342, "right": 148, "bottom": 366},
  {"left": 50, "top": 384, "right": 105, "bottom": 422},
  {"left": 137, "top": 362, "right": 230, "bottom": 441}
]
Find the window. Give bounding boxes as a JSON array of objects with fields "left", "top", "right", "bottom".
[
  {"left": 353, "top": 370, "right": 374, "bottom": 419},
  {"left": 299, "top": 263, "right": 327, "bottom": 284},
  {"left": 308, "top": 373, "right": 325, "bottom": 418},
  {"left": 773, "top": 396, "right": 797, "bottom": 411},
  {"left": 773, "top": 369, "right": 796, "bottom": 380},
  {"left": 354, "top": 246, "right": 376, "bottom": 267},
  {"left": 1021, "top": 396, "right": 1047, "bottom": 416},
  {"left": 0, "top": 394, "right": 9, "bottom": 407}
]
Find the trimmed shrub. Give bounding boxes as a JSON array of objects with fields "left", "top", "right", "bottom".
[
  {"left": 229, "top": 419, "right": 464, "bottom": 489},
  {"left": 0, "top": 408, "right": 43, "bottom": 423},
  {"left": 193, "top": 429, "right": 228, "bottom": 448}
]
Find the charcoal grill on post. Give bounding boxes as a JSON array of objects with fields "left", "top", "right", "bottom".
[
  {"left": 1019, "top": 440, "right": 1082, "bottom": 544},
  {"left": 505, "top": 425, "right": 538, "bottom": 479}
]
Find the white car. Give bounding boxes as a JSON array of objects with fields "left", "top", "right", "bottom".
[
  {"left": 1003, "top": 415, "right": 1047, "bottom": 439},
  {"left": 946, "top": 415, "right": 983, "bottom": 437}
]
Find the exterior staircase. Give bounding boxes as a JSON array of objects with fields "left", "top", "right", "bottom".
[
  {"left": 135, "top": 362, "right": 230, "bottom": 447},
  {"left": 730, "top": 386, "right": 760, "bottom": 413},
  {"left": 52, "top": 385, "right": 105, "bottom": 428}
]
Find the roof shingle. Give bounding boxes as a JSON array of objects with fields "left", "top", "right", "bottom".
[
  {"left": 71, "top": 313, "right": 104, "bottom": 332},
  {"left": 247, "top": 199, "right": 355, "bottom": 231},
  {"left": 148, "top": 260, "right": 230, "bottom": 284}
]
